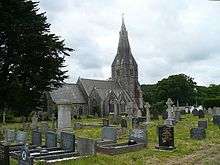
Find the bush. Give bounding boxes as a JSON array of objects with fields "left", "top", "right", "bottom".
[{"left": 203, "top": 97, "right": 220, "bottom": 108}]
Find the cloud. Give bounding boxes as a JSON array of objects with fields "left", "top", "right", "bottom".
[{"left": 38, "top": 0, "right": 220, "bottom": 86}]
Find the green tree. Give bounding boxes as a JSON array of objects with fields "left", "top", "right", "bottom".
[
  {"left": 0, "top": 0, "right": 73, "bottom": 115},
  {"left": 155, "top": 74, "right": 197, "bottom": 105}
]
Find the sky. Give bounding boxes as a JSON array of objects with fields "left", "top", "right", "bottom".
[{"left": 38, "top": 0, "right": 220, "bottom": 86}]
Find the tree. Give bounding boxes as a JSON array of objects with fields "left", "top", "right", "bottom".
[
  {"left": 155, "top": 74, "right": 196, "bottom": 105},
  {"left": 0, "top": 0, "right": 73, "bottom": 115}
]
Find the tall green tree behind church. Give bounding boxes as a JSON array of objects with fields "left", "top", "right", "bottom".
[{"left": 0, "top": 0, "right": 73, "bottom": 115}]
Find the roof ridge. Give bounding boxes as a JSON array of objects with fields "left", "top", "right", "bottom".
[{"left": 80, "top": 78, "right": 114, "bottom": 82}]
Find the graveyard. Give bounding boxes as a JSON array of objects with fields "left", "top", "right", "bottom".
[{"left": 2, "top": 113, "right": 219, "bottom": 165}]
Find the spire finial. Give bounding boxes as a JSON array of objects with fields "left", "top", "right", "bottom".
[{"left": 122, "top": 13, "right": 125, "bottom": 24}]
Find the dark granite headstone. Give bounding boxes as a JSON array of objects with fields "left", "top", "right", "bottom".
[
  {"left": 121, "top": 118, "right": 127, "bottom": 128},
  {"left": 198, "top": 121, "right": 208, "bottom": 129},
  {"left": 60, "top": 132, "right": 75, "bottom": 152},
  {"left": 0, "top": 143, "right": 9, "bottom": 165},
  {"left": 129, "top": 129, "right": 147, "bottom": 144},
  {"left": 190, "top": 128, "right": 206, "bottom": 140},
  {"left": 213, "top": 115, "right": 220, "bottom": 126},
  {"left": 198, "top": 110, "right": 205, "bottom": 118},
  {"left": 192, "top": 109, "right": 199, "bottom": 116},
  {"left": 18, "top": 145, "right": 33, "bottom": 165},
  {"left": 32, "top": 130, "right": 41, "bottom": 146},
  {"left": 46, "top": 131, "right": 57, "bottom": 148},
  {"left": 155, "top": 125, "right": 175, "bottom": 150}
]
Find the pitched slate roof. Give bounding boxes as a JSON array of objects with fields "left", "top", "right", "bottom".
[
  {"left": 50, "top": 83, "right": 86, "bottom": 104},
  {"left": 79, "top": 78, "right": 122, "bottom": 97}
]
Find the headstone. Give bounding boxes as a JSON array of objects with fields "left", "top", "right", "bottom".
[
  {"left": 18, "top": 145, "right": 33, "bottom": 165},
  {"left": 144, "top": 102, "right": 151, "bottom": 123},
  {"left": 129, "top": 129, "right": 147, "bottom": 144},
  {"left": 4, "top": 129, "right": 16, "bottom": 143},
  {"left": 2, "top": 111, "right": 6, "bottom": 125},
  {"left": 40, "top": 122, "right": 49, "bottom": 135},
  {"left": 132, "top": 117, "right": 139, "bottom": 128},
  {"left": 51, "top": 113, "right": 56, "bottom": 130},
  {"left": 175, "top": 111, "right": 181, "bottom": 121},
  {"left": 121, "top": 117, "right": 127, "bottom": 128},
  {"left": 213, "top": 115, "right": 220, "bottom": 126},
  {"left": 136, "top": 109, "right": 142, "bottom": 118},
  {"left": 60, "top": 132, "right": 75, "bottom": 152},
  {"left": 0, "top": 143, "right": 9, "bottom": 165},
  {"left": 16, "top": 131, "right": 28, "bottom": 144},
  {"left": 32, "top": 130, "right": 41, "bottom": 146},
  {"left": 164, "top": 98, "right": 175, "bottom": 126},
  {"left": 192, "top": 109, "right": 199, "bottom": 116},
  {"left": 46, "top": 131, "right": 57, "bottom": 148},
  {"left": 198, "top": 110, "right": 205, "bottom": 118},
  {"left": 101, "top": 127, "right": 117, "bottom": 142},
  {"left": 77, "top": 138, "right": 96, "bottom": 155},
  {"left": 57, "top": 102, "right": 72, "bottom": 131},
  {"left": 102, "top": 118, "right": 109, "bottom": 127},
  {"left": 198, "top": 121, "right": 208, "bottom": 129},
  {"left": 30, "top": 113, "right": 38, "bottom": 130},
  {"left": 156, "top": 125, "right": 175, "bottom": 150},
  {"left": 190, "top": 128, "right": 206, "bottom": 140}
]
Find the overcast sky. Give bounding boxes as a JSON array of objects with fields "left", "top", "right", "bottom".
[{"left": 39, "top": 0, "right": 220, "bottom": 86}]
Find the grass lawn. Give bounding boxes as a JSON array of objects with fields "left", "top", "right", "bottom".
[{"left": 5, "top": 114, "right": 220, "bottom": 165}]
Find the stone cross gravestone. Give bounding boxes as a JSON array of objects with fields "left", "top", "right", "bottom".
[
  {"left": 18, "top": 145, "right": 33, "bottom": 165},
  {"left": 16, "top": 131, "right": 28, "bottom": 144},
  {"left": 164, "top": 98, "right": 175, "bottom": 126},
  {"left": 32, "top": 130, "right": 41, "bottom": 146},
  {"left": 46, "top": 131, "right": 57, "bottom": 148},
  {"left": 30, "top": 113, "right": 38, "bottom": 130},
  {"left": 198, "top": 121, "right": 208, "bottom": 129},
  {"left": 101, "top": 127, "right": 117, "bottom": 142},
  {"left": 190, "top": 127, "right": 206, "bottom": 140},
  {"left": 213, "top": 115, "right": 220, "bottom": 126},
  {"left": 4, "top": 129, "right": 16, "bottom": 143},
  {"left": 0, "top": 143, "right": 9, "bottom": 165},
  {"left": 77, "top": 137, "right": 96, "bottom": 155},
  {"left": 129, "top": 128, "right": 147, "bottom": 144},
  {"left": 144, "top": 102, "right": 151, "bottom": 123},
  {"left": 156, "top": 125, "right": 175, "bottom": 150},
  {"left": 60, "top": 132, "right": 75, "bottom": 152}
]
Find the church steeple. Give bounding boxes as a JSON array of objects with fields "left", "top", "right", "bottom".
[{"left": 111, "top": 16, "right": 143, "bottom": 111}]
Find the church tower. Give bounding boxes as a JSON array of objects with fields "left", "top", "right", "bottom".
[{"left": 111, "top": 16, "right": 143, "bottom": 111}]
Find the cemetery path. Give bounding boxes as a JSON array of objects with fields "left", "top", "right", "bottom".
[{"left": 165, "top": 144, "right": 220, "bottom": 165}]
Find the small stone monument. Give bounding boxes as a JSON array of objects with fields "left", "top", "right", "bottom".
[
  {"left": 16, "top": 131, "right": 28, "bottom": 144},
  {"left": 164, "top": 98, "right": 175, "bottom": 126},
  {"left": 129, "top": 128, "right": 147, "bottom": 144},
  {"left": 51, "top": 113, "right": 56, "bottom": 130},
  {"left": 2, "top": 111, "right": 6, "bottom": 125},
  {"left": 57, "top": 100, "right": 72, "bottom": 132},
  {"left": 136, "top": 109, "right": 142, "bottom": 118},
  {"left": 144, "top": 102, "right": 151, "bottom": 123},
  {"left": 30, "top": 112, "right": 38, "bottom": 130},
  {"left": 77, "top": 137, "right": 96, "bottom": 155}
]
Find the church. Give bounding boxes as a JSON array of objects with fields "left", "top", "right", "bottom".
[{"left": 49, "top": 18, "right": 143, "bottom": 117}]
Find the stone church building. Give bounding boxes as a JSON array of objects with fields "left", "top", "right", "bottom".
[{"left": 49, "top": 18, "right": 143, "bottom": 117}]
